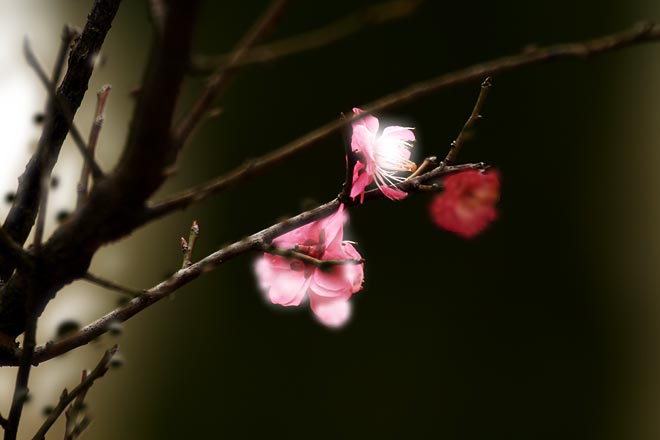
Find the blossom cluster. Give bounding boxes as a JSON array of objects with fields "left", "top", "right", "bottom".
[{"left": 255, "top": 108, "right": 500, "bottom": 327}]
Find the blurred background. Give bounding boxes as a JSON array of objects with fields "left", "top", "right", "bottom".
[{"left": 1, "top": 0, "right": 660, "bottom": 438}]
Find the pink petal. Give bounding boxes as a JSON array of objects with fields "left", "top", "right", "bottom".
[
  {"left": 350, "top": 162, "right": 372, "bottom": 203},
  {"left": 320, "top": 205, "right": 346, "bottom": 250},
  {"left": 380, "top": 185, "right": 408, "bottom": 201},
  {"left": 309, "top": 294, "right": 352, "bottom": 328},
  {"left": 351, "top": 125, "right": 377, "bottom": 156},
  {"left": 310, "top": 266, "right": 353, "bottom": 298},
  {"left": 340, "top": 242, "right": 364, "bottom": 293},
  {"left": 263, "top": 264, "right": 310, "bottom": 306},
  {"left": 352, "top": 107, "right": 379, "bottom": 134},
  {"left": 382, "top": 126, "right": 415, "bottom": 141}
]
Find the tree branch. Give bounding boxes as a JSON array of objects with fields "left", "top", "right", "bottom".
[
  {"left": 174, "top": 0, "right": 290, "bottom": 145},
  {"left": 445, "top": 76, "right": 492, "bottom": 164},
  {"left": 31, "top": 346, "right": 117, "bottom": 440},
  {"left": 146, "top": 22, "right": 660, "bottom": 221},
  {"left": 0, "top": 227, "right": 31, "bottom": 273},
  {"left": 0, "top": 0, "right": 196, "bottom": 342},
  {"left": 82, "top": 273, "right": 144, "bottom": 298},
  {"left": 5, "top": 279, "right": 38, "bottom": 440},
  {"left": 77, "top": 85, "right": 112, "bottom": 208},
  {"left": 11, "top": 162, "right": 483, "bottom": 366},
  {"left": 0, "top": 0, "right": 120, "bottom": 284},
  {"left": 264, "top": 245, "right": 364, "bottom": 268},
  {"left": 181, "top": 220, "right": 199, "bottom": 268},
  {"left": 190, "top": 0, "right": 422, "bottom": 74},
  {"left": 23, "top": 39, "right": 104, "bottom": 180}
]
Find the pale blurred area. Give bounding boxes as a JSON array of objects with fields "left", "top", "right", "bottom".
[{"left": 2, "top": 0, "right": 660, "bottom": 439}]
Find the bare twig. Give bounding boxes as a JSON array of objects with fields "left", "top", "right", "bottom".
[
  {"left": 23, "top": 39, "right": 104, "bottom": 180},
  {"left": 339, "top": 112, "right": 358, "bottom": 201},
  {"left": 19, "top": 162, "right": 483, "bottom": 366},
  {"left": 77, "top": 85, "right": 112, "bottom": 208},
  {"left": 48, "top": 26, "right": 79, "bottom": 106},
  {"left": 445, "top": 77, "right": 492, "bottom": 164},
  {"left": 31, "top": 346, "right": 117, "bottom": 440},
  {"left": 147, "top": 23, "right": 660, "bottom": 221},
  {"left": 0, "top": 413, "right": 7, "bottom": 430},
  {"left": 264, "top": 245, "right": 364, "bottom": 268},
  {"left": 175, "top": 0, "right": 289, "bottom": 144},
  {"left": 406, "top": 156, "right": 438, "bottom": 180},
  {"left": 5, "top": 287, "right": 38, "bottom": 440},
  {"left": 182, "top": 220, "right": 200, "bottom": 268},
  {"left": 147, "top": 0, "right": 166, "bottom": 35},
  {"left": 191, "top": 0, "right": 423, "bottom": 73},
  {"left": 64, "top": 370, "right": 89, "bottom": 440},
  {"left": 82, "top": 273, "right": 144, "bottom": 298}
]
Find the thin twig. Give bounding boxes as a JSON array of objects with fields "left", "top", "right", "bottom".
[
  {"left": 33, "top": 28, "right": 80, "bottom": 249},
  {"left": 5, "top": 287, "right": 38, "bottom": 440},
  {"left": 23, "top": 39, "right": 104, "bottom": 180},
  {"left": 0, "top": 413, "right": 7, "bottom": 430},
  {"left": 445, "top": 77, "right": 492, "bottom": 164},
  {"left": 148, "top": 23, "right": 660, "bottom": 221},
  {"left": 82, "top": 273, "right": 144, "bottom": 298},
  {"left": 406, "top": 156, "right": 438, "bottom": 180},
  {"left": 147, "top": 0, "right": 166, "bottom": 35},
  {"left": 339, "top": 112, "right": 358, "bottom": 201},
  {"left": 77, "top": 85, "right": 111, "bottom": 208},
  {"left": 21, "top": 162, "right": 483, "bottom": 366},
  {"left": 190, "top": 0, "right": 423, "bottom": 73},
  {"left": 31, "top": 346, "right": 117, "bottom": 440},
  {"left": 32, "top": 174, "right": 49, "bottom": 247},
  {"left": 264, "top": 245, "right": 364, "bottom": 268},
  {"left": 175, "top": 0, "right": 289, "bottom": 144},
  {"left": 64, "top": 370, "right": 89, "bottom": 440},
  {"left": 182, "top": 220, "right": 199, "bottom": 268},
  {"left": 47, "top": 26, "right": 79, "bottom": 109}
]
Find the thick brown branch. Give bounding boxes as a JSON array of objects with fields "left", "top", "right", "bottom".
[
  {"left": 31, "top": 346, "right": 117, "bottom": 440},
  {"left": 18, "top": 162, "right": 482, "bottom": 366},
  {"left": 174, "top": 0, "right": 289, "bottom": 144},
  {"left": 0, "top": 0, "right": 120, "bottom": 283},
  {"left": 0, "top": 0, "right": 196, "bottom": 342},
  {"left": 147, "top": 22, "right": 660, "bottom": 221},
  {"left": 0, "top": 228, "right": 31, "bottom": 272},
  {"left": 190, "top": 0, "right": 422, "bottom": 73}
]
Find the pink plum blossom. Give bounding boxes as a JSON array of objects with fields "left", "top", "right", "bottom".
[
  {"left": 350, "top": 107, "right": 417, "bottom": 203},
  {"left": 254, "top": 205, "right": 364, "bottom": 328},
  {"left": 429, "top": 169, "right": 500, "bottom": 238}
]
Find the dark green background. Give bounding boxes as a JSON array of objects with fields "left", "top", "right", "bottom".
[{"left": 9, "top": 0, "right": 660, "bottom": 438}]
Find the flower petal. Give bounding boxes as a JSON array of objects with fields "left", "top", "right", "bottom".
[
  {"left": 352, "top": 107, "right": 379, "bottom": 134},
  {"left": 380, "top": 185, "right": 408, "bottom": 201},
  {"left": 350, "top": 162, "right": 372, "bottom": 203},
  {"left": 309, "top": 294, "right": 352, "bottom": 328},
  {"left": 256, "top": 258, "right": 310, "bottom": 306},
  {"left": 310, "top": 266, "right": 352, "bottom": 298},
  {"left": 382, "top": 126, "right": 415, "bottom": 141}
]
